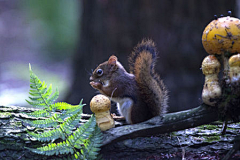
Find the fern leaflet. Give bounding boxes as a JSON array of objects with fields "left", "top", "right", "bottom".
[
  {"left": 26, "top": 109, "right": 50, "bottom": 118},
  {"left": 23, "top": 113, "right": 60, "bottom": 128}
]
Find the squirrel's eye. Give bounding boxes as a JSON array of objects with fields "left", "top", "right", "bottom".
[{"left": 96, "top": 69, "right": 103, "bottom": 76}]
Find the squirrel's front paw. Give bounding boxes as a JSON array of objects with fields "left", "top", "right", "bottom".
[{"left": 90, "top": 81, "right": 102, "bottom": 89}]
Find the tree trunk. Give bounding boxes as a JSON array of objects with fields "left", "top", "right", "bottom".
[{"left": 66, "top": 0, "right": 237, "bottom": 114}]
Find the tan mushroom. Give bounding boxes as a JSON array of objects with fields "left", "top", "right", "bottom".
[
  {"left": 90, "top": 94, "right": 115, "bottom": 131},
  {"left": 202, "top": 55, "right": 221, "bottom": 106},
  {"left": 229, "top": 53, "right": 240, "bottom": 83}
]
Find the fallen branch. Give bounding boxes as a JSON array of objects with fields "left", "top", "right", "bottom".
[{"left": 102, "top": 104, "right": 238, "bottom": 147}]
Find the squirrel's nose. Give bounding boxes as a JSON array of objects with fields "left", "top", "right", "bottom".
[{"left": 90, "top": 76, "right": 93, "bottom": 81}]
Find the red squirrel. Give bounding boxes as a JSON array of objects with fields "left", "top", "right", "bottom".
[{"left": 89, "top": 39, "right": 168, "bottom": 124}]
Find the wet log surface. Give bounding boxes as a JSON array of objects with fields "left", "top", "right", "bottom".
[{"left": 0, "top": 105, "right": 240, "bottom": 160}]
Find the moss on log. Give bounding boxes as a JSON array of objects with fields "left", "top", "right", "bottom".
[{"left": 0, "top": 105, "right": 240, "bottom": 159}]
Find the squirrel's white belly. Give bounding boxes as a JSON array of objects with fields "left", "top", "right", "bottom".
[{"left": 111, "top": 97, "right": 133, "bottom": 124}]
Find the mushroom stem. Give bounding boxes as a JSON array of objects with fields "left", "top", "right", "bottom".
[
  {"left": 202, "top": 74, "right": 221, "bottom": 106},
  {"left": 95, "top": 111, "right": 115, "bottom": 131},
  {"left": 222, "top": 53, "right": 230, "bottom": 79}
]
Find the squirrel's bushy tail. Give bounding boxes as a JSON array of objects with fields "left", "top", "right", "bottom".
[{"left": 128, "top": 39, "right": 168, "bottom": 115}]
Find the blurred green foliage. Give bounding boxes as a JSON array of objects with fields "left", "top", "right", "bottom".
[{"left": 21, "top": 0, "right": 81, "bottom": 59}]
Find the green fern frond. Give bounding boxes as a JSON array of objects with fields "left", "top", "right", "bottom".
[
  {"left": 59, "top": 104, "right": 84, "bottom": 121},
  {"left": 70, "top": 116, "right": 96, "bottom": 148},
  {"left": 47, "top": 89, "right": 59, "bottom": 108},
  {"left": 26, "top": 109, "right": 50, "bottom": 118},
  {"left": 27, "top": 126, "right": 65, "bottom": 142},
  {"left": 29, "top": 83, "right": 52, "bottom": 99},
  {"left": 25, "top": 64, "right": 103, "bottom": 159},
  {"left": 27, "top": 105, "right": 83, "bottom": 142},
  {"left": 29, "top": 116, "right": 97, "bottom": 157},
  {"left": 25, "top": 102, "right": 74, "bottom": 120},
  {"left": 60, "top": 107, "right": 83, "bottom": 131},
  {"left": 53, "top": 102, "right": 79, "bottom": 110},
  {"left": 80, "top": 125, "right": 103, "bottom": 160},
  {"left": 23, "top": 113, "right": 60, "bottom": 128},
  {"left": 26, "top": 141, "right": 74, "bottom": 156},
  {"left": 26, "top": 64, "right": 59, "bottom": 109},
  {"left": 26, "top": 99, "right": 47, "bottom": 108},
  {"left": 26, "top": 113, "right": 102, "bottom": 159}
]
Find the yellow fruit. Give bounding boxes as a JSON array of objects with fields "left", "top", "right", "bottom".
[{"left": 202, "top": 16, "right": 240, "bottom": 55}]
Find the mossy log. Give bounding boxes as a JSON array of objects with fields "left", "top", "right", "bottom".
[
  {"left": 101, "top": 104, "right": 240, "bottom": 159},
  {"left": 102, "top": 104, "right": 219, "bottom": 146},
  {"left": 0, "top": 105, "right": 240, "bottom": 159}
]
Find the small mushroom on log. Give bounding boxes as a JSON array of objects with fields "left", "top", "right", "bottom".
[{"left": 90, "top": 94, "right": 115, "bottom": 131}]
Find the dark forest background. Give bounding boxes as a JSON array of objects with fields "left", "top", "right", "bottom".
[
  {"left": 0, "top": 0, "right": 238, "bottom": 114},
  {"left": 66, "top": 0, "right": 237, "bottom": 113}
]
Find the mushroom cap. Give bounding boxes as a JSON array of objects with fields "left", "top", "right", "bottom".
[
  {"left": 90, "top": 94, "right": 111, "bottom": 113},
  {"left": 202, "top": 16, "right": 240, "bottom": 55},
  {"left": 202, "top": 55, "right": 221, "bottom": 75},
  {"left": 229, "top": 53, "right": 240, "bottom": 67}
]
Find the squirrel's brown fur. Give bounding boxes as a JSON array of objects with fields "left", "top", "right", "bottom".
[
  {"left": 90, "top": 39, "right": 168, "bottom": 124},
  {"left": 129, "top": 39, "right": 168, "bottom": 116}
]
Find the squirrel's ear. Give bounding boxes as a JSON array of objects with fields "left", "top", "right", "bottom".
[
  {"left": 108, "top": 55, "right": 118, "bottom": 70},
  {"left": 108, "top": 55, "right": 118, "bottom": 65}
]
